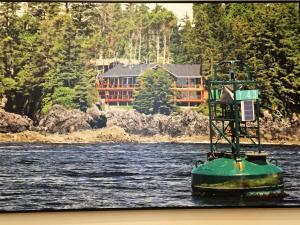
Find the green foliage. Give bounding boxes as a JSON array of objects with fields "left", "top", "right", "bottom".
[
  {"left": 0, "top": 2, "right": 298, "bottom": 120},
  {"left": 133, "top": 68, "right": 175, "bottom": 115},
  {"left": 174, "top": 3, "right": 300, "bottom": 116},
  {"left": 196, "top": 103, "right": 209, "bottom": 116},
  {"left": 74, "top": 76, "right": 90, "bottom": 112},
  {"left": 225, "top": 3, "right": 300, "bottom": 116},
  {"left": 52, "top": 87, "right": 78, "bottom": 109}
]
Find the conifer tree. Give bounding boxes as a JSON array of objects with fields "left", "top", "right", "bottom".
[{"left": 133, "top": 68, "right": 175, "bottom": 115}]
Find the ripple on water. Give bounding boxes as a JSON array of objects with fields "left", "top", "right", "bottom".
[{"left": 0, "top": 143, "right": 298, "bottom": 211}]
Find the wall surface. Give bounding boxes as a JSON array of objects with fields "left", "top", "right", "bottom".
[{"left": 0, "top": 208, "right": 299, "bottom": 225}]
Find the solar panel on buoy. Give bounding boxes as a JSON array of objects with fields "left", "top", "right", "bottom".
[{"left": 241, "top": 100, "right": 255, "bottom": 121}]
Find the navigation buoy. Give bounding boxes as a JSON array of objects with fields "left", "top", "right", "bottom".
[{"left": 191, "top": 60, "right": 284, "bottom": 198}]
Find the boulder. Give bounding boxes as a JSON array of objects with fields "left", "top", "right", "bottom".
[
  {"left": 260, "top": 115, "right": 300, "bottom": 141},
  {"left": 101, "top": 109, "right": 164, "bottom": 135},
  {"left": 100, "top": 108, "right": 209, "bottom": 137},
  {"left": 86, "top": 104, "right": 107, "bottom": 129},
  {"left": 39, "top": 105, "right": 92, "bottom": 134},
  {"left": 164, "top": 110, "right": 209, "bottom": 136},
  {"left": 37, "top": 104, "right": 299, "bottom": 141},
  {"left": 0, "top": 110, "right": 33, "bottom": 133}
]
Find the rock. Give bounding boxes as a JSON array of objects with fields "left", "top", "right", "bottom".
[
  {"left": 260, "top": 113, "right": 300, "bottom": 142},
  {"left": 86, "top": 104, "right": 107, "bottom": 129},
  {"left": 164, "top": 110, "right": 209, "bottom": 137},
  {"left": 290, "top": 113, "right": 300, "bottom": 126},
  {"left": 39, "top": 105, "right": 92, "bottom": 134},
  {"left": 100, "top": 108, "right": 297, "bottom": 141},
  {"left": 100, "top": 108, "right": 209, "bottom": 137},
  {"left": 164, "top": 114, "right": 183, "bottom": 136},
  {"left": 262, "top": 109, "right": 273, "bottom": 121},
  {"left": 0, "top": 95, "right": 7, "bottom": 110},
  {"left": 101, "top": 109, "right": 162, "bottom": 135},
  {"left": 0, "top": 110, "right": 33, "bottom": 133}
]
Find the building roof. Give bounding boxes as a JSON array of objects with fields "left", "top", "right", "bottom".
[
  {"left": 101, "top": 64, "right": 157, "bottom": 78},
  {"left": 99, "top": 64, "right": 202, "bottom": 78},
  {"left": 163, "top": 64, "right": 202, "bottom": 78}
]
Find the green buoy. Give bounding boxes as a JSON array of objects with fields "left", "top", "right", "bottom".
[{"left": 191, "top": 60, "right": 284, "bottom": 198}]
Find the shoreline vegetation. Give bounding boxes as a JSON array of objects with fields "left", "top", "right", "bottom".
[{"left": 0, "top": 128, "right": 299, "bottom": 145}]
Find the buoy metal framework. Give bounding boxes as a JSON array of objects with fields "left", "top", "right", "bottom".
[{"left": 191, "top": 60, "right": 284, "bottom": 198}]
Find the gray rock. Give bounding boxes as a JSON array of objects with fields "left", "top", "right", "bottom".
[
  {"left": 260, "top": 113, "right": 300, "bottom": 141},
  {"left": 86, "top": 104, "right": 107, "bottom": 129},
  {"left": 37, "top": 104, "right": 300, "bottom": 141},
  {"left": 39, "top": 105, "right": 92, "bottom": 134},
  {"left": 100, "top": 108, "right": 209, "bottom": 137},
  {"left": 0, "top": 110, "right": 33, "bottom": 133}
]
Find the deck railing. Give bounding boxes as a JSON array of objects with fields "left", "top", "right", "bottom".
[{"left": 96, "top": 84, "right": 136, "bottom": 89}]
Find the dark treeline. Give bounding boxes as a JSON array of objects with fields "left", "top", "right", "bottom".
[
  {"left": 0, "top": 2, "right": 299, "bottom": 121},
  {"left": 0, "top": 2, "right": 177, "bottom": 121},
  {"left": 173, "top": 3, "right": 300, "bottom": 117}
]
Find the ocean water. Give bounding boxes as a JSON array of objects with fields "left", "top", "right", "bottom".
[{"left": 0, "top": 143, "right": 298, "bottom": 211}]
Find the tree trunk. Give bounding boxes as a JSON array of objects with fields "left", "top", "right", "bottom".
[
  {"left": 65, "top": 2, "right": 69, "bottom": 14},
  {"left": 138, "top": 29, "right": 142, "bottom": 63},
  {"left": 156, "top": 30, "right": 160, "bottom": 64},
  {"left": 133, "top": 34, "right": 137, "bottom": 61},
  {"left": 129, "top": 34, "right": 133, "bottom": 63},
  {"left": 163, "top": 31, "right": 167, "bottom": 65},
  {"left": 146, "top": 28, "right": 150, "bottom": 63},
  {"left": 167, "top": 29, "right": 172, "bottom": 64}
]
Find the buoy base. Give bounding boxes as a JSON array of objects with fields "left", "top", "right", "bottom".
[
  {"left": 191, "top": 153, "right": 284, "bottom": 198},
  {"left": 192, "top": 184, "right": 285, "bottom": 198}
]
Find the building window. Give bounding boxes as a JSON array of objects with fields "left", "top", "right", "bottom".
[
  {"left": 189, "top": 91, "right": 197, "bottom": 99},
  {"left": 190, "top": 78, "right": 195, "bottom": 87},
  {"left": 176, "top": 78, "right": 188, "bottom": 88},
  {"left": 109, "top": 78, "right": 118, "bottom": 88},
  {"left": 121, "top": 78, "right": 127, "bottom": 86},
  {"left": 128, "top": 77, "right": 132, "bottom": 87},
  {"left": 177, "top": 91, "right": 189, "bottom": 99}
]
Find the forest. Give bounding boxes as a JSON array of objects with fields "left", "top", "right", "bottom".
[{"left": 0, "top": 2, "right": 299, "bottom": 121}]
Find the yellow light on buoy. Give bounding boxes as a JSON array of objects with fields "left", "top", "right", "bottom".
[
  {"left": 236, "top": 158, "right": 244, "bottom": 171},
  {"left": 237, "top": 161, "right": 244, "bottom": 171}
]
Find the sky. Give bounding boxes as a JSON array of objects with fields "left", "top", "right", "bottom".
[{"left": 148, "top": 3, "right": 193, "bottom": 20}]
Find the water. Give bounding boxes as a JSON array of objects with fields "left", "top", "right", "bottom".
[{"left": 0, "top": 143, "right": 299, "bottom": 211}]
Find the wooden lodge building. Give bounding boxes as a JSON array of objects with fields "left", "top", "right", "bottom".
[{"left": 95, "top": 63, "right": 208, "bottom": 107}]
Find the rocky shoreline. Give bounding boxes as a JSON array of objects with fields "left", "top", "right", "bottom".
[
  {"left": 0, "top": 128, "right": 298, "bottom": 145},
  {"left": 0, "top": 105, "right": 299, "bottom": 145},
  {"left": 0, "top": 127, "right": 209, "bottom": 144}
]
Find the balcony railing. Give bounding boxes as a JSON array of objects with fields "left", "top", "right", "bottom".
[
  {"left": 175, "top": 98, "right": 206, "bottom": 103},
  {"left": 100, "top": 95, "right": 133, "bottom": 102},
  {"left": 173, "top": 84, "right": 204, "bottom": 90},
  {"left": 97, "top": 84, "right": 136, "bottom": 89}
]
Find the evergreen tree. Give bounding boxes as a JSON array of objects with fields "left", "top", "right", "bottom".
[
  {"left": 227, "top": 3, "right": 300, "bottom": 116},
  {"left": 171, "top": 15, "right": 197, "bottom": 64},
  {"left": 183, "top": 3, "right": 300, "bottom": 116},
  {"left": 133, "top": 68, "right": 175, "bottom": 115},
  {"left": 0, "top": 2, "right": 298, "bottom": 120}
]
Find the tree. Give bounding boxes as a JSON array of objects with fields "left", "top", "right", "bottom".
[
  {"left": 226, "top": 3, "right": 300, "bottom": 116},
  {"left": 172, "top": 3, "right": 300, "bottom": 116},
  {"left": 1, "top": 2, "right": 296, "bottom": 120},
  {"left": 149, "top": 5, "right": 177, "bottom": 64},
  {"left": 171, "top": 15, "right": 197, "bottom": 64},
  {"left": 133, "top": 68, "right": 175, "bottom": 115},
  {"left": 51, "top": 87, "right": 77, "bottom": 109}
]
